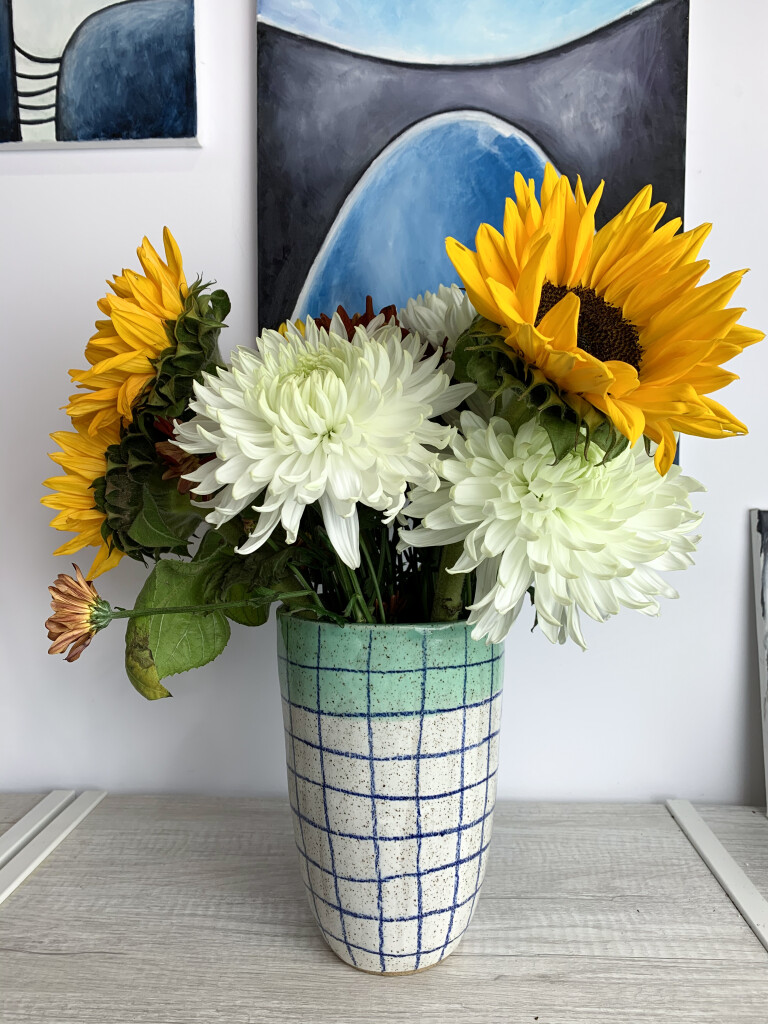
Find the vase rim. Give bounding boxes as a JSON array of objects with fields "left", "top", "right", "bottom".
[{"left": 276, "top": 607, "right": 476, "bottom": 632}]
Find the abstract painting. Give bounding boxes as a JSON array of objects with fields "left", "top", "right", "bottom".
[
  {"left": 257, "top": 0, "right": 689, "bottom": 331},
  {"left": 750, "top": 510, "right": 768, "bottom": 814},
  {"left": 0, "top": 0, "right": 196, "bottom": 147}
]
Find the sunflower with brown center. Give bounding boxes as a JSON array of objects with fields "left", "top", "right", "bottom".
[{"left": 447, "top": 164, "right": 763, "bottom": 473}]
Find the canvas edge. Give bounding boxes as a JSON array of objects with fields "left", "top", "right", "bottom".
[
  {"left": 749, "top": 509, "right": 768, "bottom": 817},
  {"left": 0, "top": 136, "right": 201, "bottom": 152}
]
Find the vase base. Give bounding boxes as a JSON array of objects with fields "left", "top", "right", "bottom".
[{"left": 328, "top": 946, "right": 449, "bottom": 976}]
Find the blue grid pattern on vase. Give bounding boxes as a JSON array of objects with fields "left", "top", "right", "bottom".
[{"left": 279, "top": 620, "right": 504, "bottom": 974}]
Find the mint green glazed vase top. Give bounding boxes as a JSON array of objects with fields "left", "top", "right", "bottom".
[{"left": 277, "top": 612, "right": 504, "bottom": 974}]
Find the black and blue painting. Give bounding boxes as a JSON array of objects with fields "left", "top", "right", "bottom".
[
  {"left": 257, "top": 0, "right": 689, "bottom": 330},
  {"left": 0, "top": 0, "right": 196, "bottom": 145}
]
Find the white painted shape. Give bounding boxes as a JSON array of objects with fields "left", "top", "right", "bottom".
[
  {"left": 667, "top": 799, "right": 768, "bottom": 954},
  {"left": 0, "top": 791, "right": 106, "bottom": 906},
  {"left": 0, "top": 790, "right": 76, "bottom": 868},
  {"left": 12, "top": 0, "right": 118, "bottom": 57}
]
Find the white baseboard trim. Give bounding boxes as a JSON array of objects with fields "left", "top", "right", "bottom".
[
  {"left": 666, "top": 798, "right": 768, "bottom": 955},
  {"left": 0, "top": 791, "right": 106, "bottom": 906},
  {"left": 0, "top": 790, "right": 76, "bottom": 869}
]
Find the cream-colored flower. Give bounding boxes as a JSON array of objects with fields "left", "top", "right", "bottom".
[
  {"left": 399, "top": 284, "right": 476, "bottom": 353},
  {"left": 174, "top": 319, "right": 474, "bottom": 568},
  {"left": 401, "top": 412, "right": 703, "bottom": 646}
]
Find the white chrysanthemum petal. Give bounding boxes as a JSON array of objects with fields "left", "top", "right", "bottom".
[
  {"left": 398, "top": 284, "right": 477, "bottom": 353},
  {"left": 175, "top": 318, "right": 469, "bottom": 565},
  {"left": 428, "top": 382, "right": 477, "bottom": 416},
  {"left": 319, "top": 493, "right": 360, "bottom": 569},
  {"left": 400, "top": 413, "right": 703, "bottom": 648},
  {"left": 235, "top": 507, "right": 282, "bottom": 555}
]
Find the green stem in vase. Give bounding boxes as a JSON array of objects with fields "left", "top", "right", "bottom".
[
  {"left": 431, "top": 542, "right": 466, "bottom": 622},
  {"left": 360, "top": 535, "right": 386, "bottom": 624}
]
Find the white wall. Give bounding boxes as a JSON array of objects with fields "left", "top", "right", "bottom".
[{"left": 1, "top": 0, "right": 767, "bottom": 803}]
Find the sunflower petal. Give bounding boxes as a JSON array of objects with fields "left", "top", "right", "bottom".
[
  {"left": 445, "top": 237, "right": 501, "bottom": 323},
  {"left": 537, "top": 290, "right": 580, "bottom": 350}
]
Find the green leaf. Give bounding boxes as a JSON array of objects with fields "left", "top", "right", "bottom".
[
  {"left": 127, "top": 478, "right": 202, "bottom": 550},
  {"left": 210, "top": 289, "right": 231, "bottom": 323},
  {"left": 125, "top": 620, "right": 173, "bottom": 700},
  {"left": 539, "top": 407, "right": 581, "bottom": 463},
  {"left": 217, "top": 544, "right": 294, "bottom": 625},
  {"left": 588, "top": 421, "right": 630, "bottom": 463},
  {"left": 124, "top": 558, "right": 231, "bottom": 695},
  {"left": 223, "top": 582, "right": 270, "bottom": 627}
]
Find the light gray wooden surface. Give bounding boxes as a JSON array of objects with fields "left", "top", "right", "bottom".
[
  {"left": 0, "top": 797, "right": 767, "bottom": 1023},
  {"left": 698, "top": 804, "right": 768, "bottom": 897}
]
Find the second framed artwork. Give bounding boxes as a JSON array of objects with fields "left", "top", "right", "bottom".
[{"left": 0, "top": 0, "right": 197, "bottom": 148}]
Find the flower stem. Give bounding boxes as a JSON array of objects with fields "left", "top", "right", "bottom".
[
  {"left": 108, "top": 596, "right": 305, "bottom": 621},
  {"left": 431, "top": 542, "right": 466, "bottom": 622},
  {"left": 360, "top": 536, "right": 386, "bottom": 624},
  {"left": 348, "top": 563, "right": 375, "bottom": 624}
]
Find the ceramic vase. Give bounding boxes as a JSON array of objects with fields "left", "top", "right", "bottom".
[{"left": 277, "top": 612, "right": 504, "bottom": 974}]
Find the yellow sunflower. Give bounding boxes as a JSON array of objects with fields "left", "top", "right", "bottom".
[
  {"left": 67, "top": 228, "right": 188, "bottom": 437},
  {"left": 42, "top": 422, "right": 123, "bottom": 579},
  {"left": 446, "top": 164, "right": 763, "bottom": 473}
]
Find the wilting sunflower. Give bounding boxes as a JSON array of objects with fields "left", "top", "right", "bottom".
[
  {"left": 42, "top": 422, "right": 123, "bottom": 579},
  {"left": 447, "top": 164, "right": 763, "bottom": 473},
  {"left": 67, "top": 228, "right": 188, "bottom": 437}
]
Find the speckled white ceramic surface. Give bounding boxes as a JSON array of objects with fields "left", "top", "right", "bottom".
[{"left": 278, "top": 615, "right": 504, "bottom": 973}]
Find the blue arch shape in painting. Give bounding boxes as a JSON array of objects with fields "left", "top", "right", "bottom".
[
  {"left": 57, "top": 0, "right": 196, "bottom": 142},
  {"left": 292, "top": 112, "right": 555, "bottom": 321}
]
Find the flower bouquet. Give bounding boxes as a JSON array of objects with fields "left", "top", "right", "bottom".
[{"left": 43, "top": 167, "right": 762, "bottom": 972}]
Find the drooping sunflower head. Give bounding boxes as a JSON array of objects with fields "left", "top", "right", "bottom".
[
  {"left": 447, "top": 164, "right": 763, "bottom": 473},
  {"left": 67, "top": 227, "right": 188, "bottom": 438},
  {"left": 42, "top": 422, "right": 124, "bottom": 579},
  {"left": 44, "top": 229, "right": 230, "bottom": 580}
]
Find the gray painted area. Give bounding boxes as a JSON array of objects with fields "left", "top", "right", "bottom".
[{"left": 257, "top": 0, "right": 689, "bottom": 329}]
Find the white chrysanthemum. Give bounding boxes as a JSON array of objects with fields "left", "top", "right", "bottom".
[
  {"left": 174, "top": 319, "right": 474, "bottom": 568},
  {"left": 399, "top": 284, "right": 476, "bottom": 353},
  {"left": 400, "top": 413, "right": 703, "bottom": 647}
]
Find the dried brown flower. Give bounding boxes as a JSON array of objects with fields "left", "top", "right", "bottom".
[
  {"left": 155, "top": 417, "right": 213, "bottom": 495},
  {"left": 313, "top": 295, "right": 407, "bottom": 341},
  {"left": 46, "top": 565, "right": 111, "bottom": 662}
]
